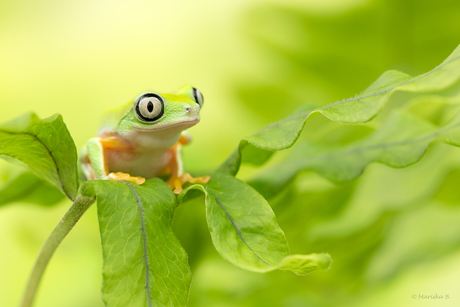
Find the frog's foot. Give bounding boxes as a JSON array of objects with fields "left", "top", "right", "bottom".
[
  {"left": 106, "top": 172, "right": 146, "bottom": 185},
  {"left": 167, "top": 173, "right": 211, "bottom": 194}
]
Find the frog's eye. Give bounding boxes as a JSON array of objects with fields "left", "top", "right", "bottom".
[
  {"left": 134, "top": 93, "right": 164, "bottom": 122},
  {"left": 192, "top": 87, "right": 204, "bottom": 108}
]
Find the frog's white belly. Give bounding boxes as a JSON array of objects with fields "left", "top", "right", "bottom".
[{"left": 105, "top": 147, "right": 172, "bottom": 179}]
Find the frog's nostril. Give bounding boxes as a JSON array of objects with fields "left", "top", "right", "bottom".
[{"left": 185, "top": 106, "right": 191, "bottom": 112}]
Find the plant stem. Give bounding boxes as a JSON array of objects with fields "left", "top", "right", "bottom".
[{"left": 20, "top": 194, "right": 96, "bottom": 307}]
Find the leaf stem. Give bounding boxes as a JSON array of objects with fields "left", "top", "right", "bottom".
[{"left": 20, "top": 194, "right": 95, "bottom": 307}]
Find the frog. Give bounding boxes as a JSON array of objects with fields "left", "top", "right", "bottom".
[{"left": 79, "top": 85, "right": 210, "bottom": 194}]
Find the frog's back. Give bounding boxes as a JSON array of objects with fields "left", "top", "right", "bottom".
[{"left": 98, "top": 102, "right": 132, "bottom": 135}]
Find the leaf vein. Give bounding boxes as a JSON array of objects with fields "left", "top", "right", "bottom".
[
  {"left": 212, "top": 195, "right": 270, "bottom": 266},
  {"left": 255, "top": 54, "right": 460, "bottom": 133},
  {"left": 121, "top": 181, "right": 152, "bottom": 307}
]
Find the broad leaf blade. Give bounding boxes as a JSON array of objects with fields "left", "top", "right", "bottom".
[
  {"left": 320, "top": 45, "right": 460, "bottom": 122},
  {"left": 249, "top": 110, "right": 460, "bottom": 198},
  {"left": 93, "top": 179, "right": 192, "bottom": 307},
  {"left": 218, "top": 105, "right": 316, "bottom": 175},
  {"left": 0, "top": 113, "right": 79, "bottom": 200},
  {"left": 219, "top": 45, "right": 460, "bottom": 176},
  {"left": 178, "top": 172, "right": 332, "bottom": 275}
]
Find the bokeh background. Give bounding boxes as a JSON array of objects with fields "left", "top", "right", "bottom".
[{"left": 1, "top": 0, "right": 460, "bottom": 306}]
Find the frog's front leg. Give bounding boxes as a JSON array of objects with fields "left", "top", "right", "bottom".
[
  {"left": 83, "top": 136, "right": 145, "bottom": 184},
  {"left": 165, "top": 132, "right": 210, "bottom": 194}
]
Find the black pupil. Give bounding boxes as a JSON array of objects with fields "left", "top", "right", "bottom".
[
  {"left": 147, "top": 101, "right": 154, "bottom": 112},
  {"left": 193, "top": 89, "right": 198, "bottom": 103}
]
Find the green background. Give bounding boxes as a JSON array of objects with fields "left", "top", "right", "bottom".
[{"left": 1, "top": 0, "right": 460, "bottom": 306}]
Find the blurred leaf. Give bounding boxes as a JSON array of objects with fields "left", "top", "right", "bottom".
[
  {"left": 93, "top": 179, "right": 192, "bottom": 307},
  {"left": 321, "top": 44, "right": 460, "bottom": 123},
  {"left": 271, "top": 180, "right": 355, "bottom": 228},
  {"left": 218, "top": 105, "right": 317, "bottom": 175},
  {"left": 270, "top": 253, "right": 332, "bottom": 276},
  {"left": 404, "top": 93, "right": 460, "bottom": 126},
  {"left": 171, "top": 195, "right": 212, "bottom": 269},
  {"left": 308, "top": 211, "right": 395, "bottom": 293},
  {"left": 0, "top": 170, "right": 65, "bottom": 207},
  {"left": 249, "top": 110, "right": 460, "bottom": 195},
  {"left": 0, "top": 113, "right": 79, "bottom": 200},
  {"left": 240, "top": 1, "right": 460, "bottom": 112},
  {"left": 366, "top": 203, "right": 460, "bottom": 282},
  {"left": 178, "top": 172, "right": 332, "bottom": 275},
  {"left": 434, "top": 168, "right": 460, "bottom": 205},
  {"left": 219, "top": 45, "right": 460, "bottom": 179}
]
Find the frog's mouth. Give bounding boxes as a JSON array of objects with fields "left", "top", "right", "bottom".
[{"left": 133, "top": 119, "right": 200, "bottom": 131}]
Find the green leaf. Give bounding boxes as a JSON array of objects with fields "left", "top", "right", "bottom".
[
  {"left": 219, "top": 45, "right": 460, "bottom": 176},
  {"left": 93, "top": 179, "right": 192, "bottom": 307},
  {"left": 0, "top": 113, "right": 79, "bottom": 200},
  {"left": 434, "top": 168, "right": 460, "bottom": 205},
  {"left": 249, "top": 110, "right": 460, "bottom": 198},
  {"left": 271, "top": 253, "right": 333, "bottom": 275},
  {"left": 218, "top": 105, "right": 317, "bottom": 175},
  {"left": 178, "top": 171, "right": 332, "bottom": 275},
  {"left": 0, "top": 169, "right": 65, "bottom": 207}
]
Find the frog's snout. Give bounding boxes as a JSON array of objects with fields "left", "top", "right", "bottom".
[
  {"left": 184, "top": 105, "right": 199, "bottom": 114},
  {"left": 184, "top": 104, "right": 200, "bottom": 118}
]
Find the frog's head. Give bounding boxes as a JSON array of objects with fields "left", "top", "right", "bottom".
[{"left": 118, "top": 85, "right": 204, "bottom": 135}]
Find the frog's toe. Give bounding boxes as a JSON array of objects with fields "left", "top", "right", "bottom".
[
  {"left": 106, "top": 172, "right": 146, "bottom": 184},
  {"left": 180, "top": 173, "right": 210, "bottom": 185},
  {"left": 167, "top": 176, "right": 183, "bottom": 194},
  {"left": 167, "top": 173, "right": 210, "bottom": 195},
  {"left": 173, "top": 187, "right": 183, "bottom": 194}
]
